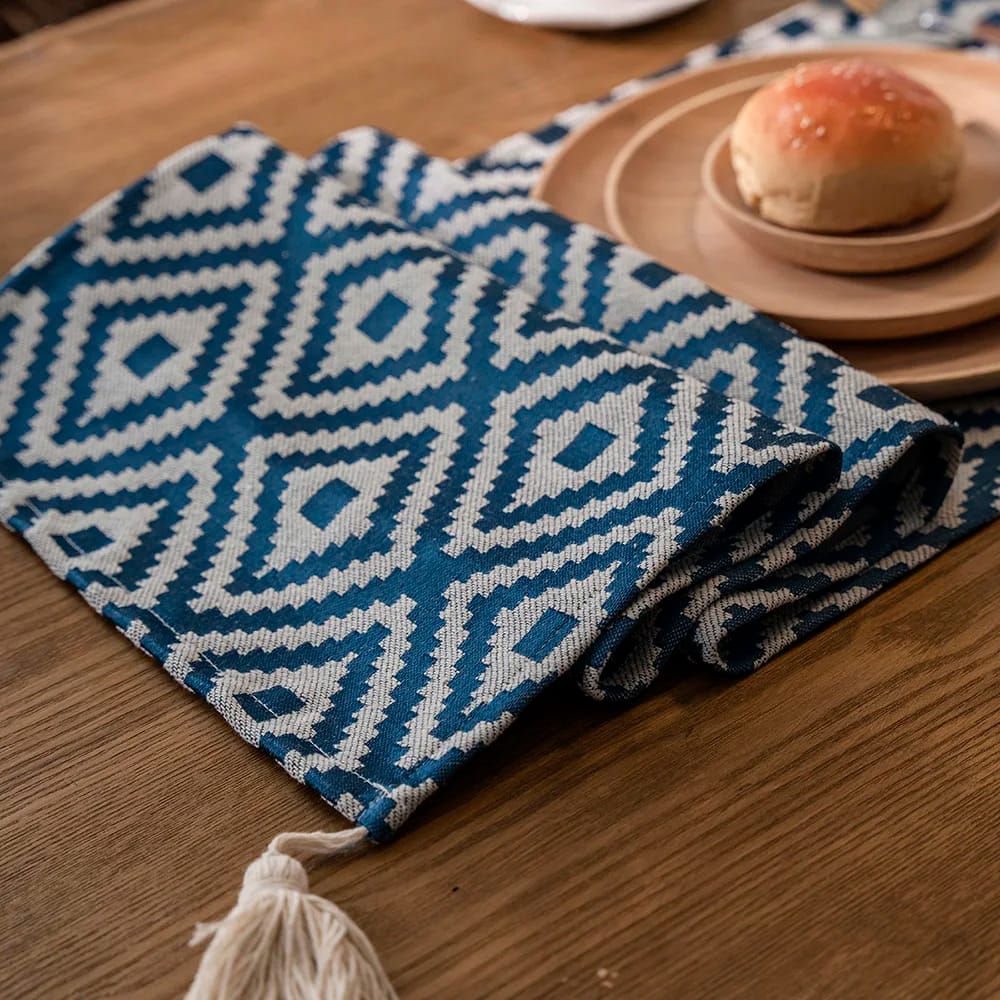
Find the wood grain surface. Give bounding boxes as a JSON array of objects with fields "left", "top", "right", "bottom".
[{"left": 1, "top": 1, "right": 999, "bottom": 997}]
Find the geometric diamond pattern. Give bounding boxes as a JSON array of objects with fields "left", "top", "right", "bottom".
[
  {"left": 4, "top": 0, "right": 1000, "bottom": 842},
  {"left": 300, "top": 478, "right": 361, "bottom": 531},
  {"left": 554, "top": 422, "right": 616, "bottom": 472},
  {"left": 80, "top": 304, "right": 226, "bottom": 430},
  {"left": 261, "top": 254, "right": 462, "bottom": 416},
  {"left": 630, "top": 261, "right": 666, "bottom": 290},
  {"left": 122, "top": 332, "right": 178, "bottom": 378},
  {"left": 308, "top": 0, "right": 996, "bottom": 709},
  {"left": 0, "top": 126, "right": 842, "bottom": 840},
  {"left": 263, "top": 452, "right": 401, "bottom": 576},
  {"left": 358, "top": 291, "right": 410, "bottom": 343},
  {"left": 180, "top": 151, "right": 234, "bottom": 193},
  {"left": 19, "top": 267, "right": 277, "bottom": 465}
]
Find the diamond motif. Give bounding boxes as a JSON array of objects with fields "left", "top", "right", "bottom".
[
  {"left": 259, "top": 254, "right": 467, "bottom": 415},
  {"left": 300, "top": 479, "right": 361, "bottom": 531},
  {"left": 553, "top": 422, "right": 616, "bottom": 472},
  {"left": 191, "top": 406, "right": 462, "bottom": 614},
  {"left": 180, "top": 151, "right": 234, "bottom": 193},
  {"left": 122, "top": 332, "right": 177, "bottom": 379},
  {"left": 358, "top": 291, "right": 410, "bottom": 343},
  {"left": 446, "top": 373, "right": 658, "bottom": 552},
  {"left": 79, "top": 132, "right": 294, "bottom": 265},
  {"left": 20, "top": 264, "right": 278, "bottom": 464},
  {"left": 631, "top": 261, "right": 665, "bottom": 289}
]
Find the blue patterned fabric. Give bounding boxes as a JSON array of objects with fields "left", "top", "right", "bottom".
[
  {"left": 0, "top": 128, "right": 850, "bottom": 839},
  {"left": 1, "top": 0, "right": 998, "bottom": 839},
  {"left": 309, "top": 0, "right": 1000, "bottom": 691}
]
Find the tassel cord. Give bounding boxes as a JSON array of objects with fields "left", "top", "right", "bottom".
[{"left": 186, "top": 828, "right": 398, "bottom": 1000}]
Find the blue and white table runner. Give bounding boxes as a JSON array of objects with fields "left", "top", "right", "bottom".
[{"left": 1, "top": 0, "right": 998, "bottom": 841}]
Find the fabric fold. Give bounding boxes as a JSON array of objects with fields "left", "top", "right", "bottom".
[
  {"left": 0, "top": 126, "right": 841, "bottom": 837},
  {"left": 310, "top": 127, "right": 965, "bottom": 686}
]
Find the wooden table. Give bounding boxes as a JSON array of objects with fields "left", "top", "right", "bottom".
[{"left": 2, "top": 1, "right": 999, "bottom": 996}]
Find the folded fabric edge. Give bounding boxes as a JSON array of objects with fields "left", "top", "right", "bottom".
[
  {"left": 1, "top": 120, "right": 856, "bottom": 833},
  {"left": 2, "top": 118, "right": 951, "bottom": 858},
  {"left": 308, "top": 125, "right": 967, "bottom": 685},
  {"left": 0, "top": 120, "right": 847, "bottom": 999},
  {"left": 0, "top": 126, "right": 842, "bottom": 790},
  {"left": 0, "top": 122, "right": 405, "bottom": 999},
  {"left": 689, "top": 415, "right": 964, "bottom": 673}
]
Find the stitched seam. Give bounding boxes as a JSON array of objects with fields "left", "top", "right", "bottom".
[{"left": 3, "top": 483, "right": 395, "bottom": 801}]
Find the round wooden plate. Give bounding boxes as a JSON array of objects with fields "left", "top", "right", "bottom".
[
  {"left": 604, "top": 69, "right": 1000, "bottom": 340},
  {"left": 702, "top": 123, "right": 1000, "bottom": 275},
  {"left": 532, "top": 47, "right": 1000, "bottom": 399}
]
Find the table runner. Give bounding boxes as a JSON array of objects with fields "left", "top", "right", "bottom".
[
  {"left": 2, "top": 1, "right": 998, "bottom": 995},
  {"left": 0, "top": 123, "right": 857, "bottom": 832},
  {"left": 309, "top": 0, "right": 1000, "bottom": 692}
]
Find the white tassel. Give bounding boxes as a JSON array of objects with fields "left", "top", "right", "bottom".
[{"left": 186, "top": 827, "right": 398, "bottom": 1000}]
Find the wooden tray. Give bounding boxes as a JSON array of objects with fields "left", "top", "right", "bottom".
[{"left": 533, "top": 47, "right": 1000, "bottom": 400}]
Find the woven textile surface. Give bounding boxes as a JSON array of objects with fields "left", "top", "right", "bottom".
[
  {"left": 309, "top": 0, "right": 1000, "bottom": 695},
  {"left": 1, "top": 0, "right": 998, "bottom": 840}
]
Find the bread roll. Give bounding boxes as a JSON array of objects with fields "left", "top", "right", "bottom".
[{"left": 730, "top": 59, "right": 964, "bottom": 233}]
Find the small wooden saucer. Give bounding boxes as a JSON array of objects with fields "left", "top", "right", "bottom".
[{"left": 701, "top": 122, "right": 1000, "bottom": 275}]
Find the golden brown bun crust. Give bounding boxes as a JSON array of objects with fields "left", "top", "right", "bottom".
[{"left": 730, "top": 59, "right": 964, "bottom": 233}]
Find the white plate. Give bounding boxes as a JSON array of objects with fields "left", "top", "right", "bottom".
[{"left": 463, "top": 0, "right": 708, "bottom": 30}]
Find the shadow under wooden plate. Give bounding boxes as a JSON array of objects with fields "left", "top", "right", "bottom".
[{"left": 838, "top": 318, "right": 1000, "bottom": 401}]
